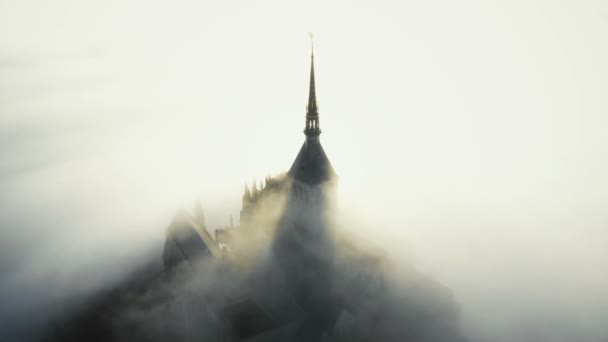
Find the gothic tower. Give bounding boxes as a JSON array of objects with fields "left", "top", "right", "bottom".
[
  {"left": 271, "top": 45, "right": 341, "bottom": 337},
  {"left": 287, "top": 48, "right": 336, "bottom": 194}
]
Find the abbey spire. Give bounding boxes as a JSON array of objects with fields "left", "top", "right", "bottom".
[
  {"left": 288, "top": 40, "right": 336, "bottom": 186},
  {"left": 304, "top": 39, "right": 320, "bottom": 138}
]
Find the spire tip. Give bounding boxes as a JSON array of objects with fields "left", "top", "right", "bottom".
[{"left": 308, "top": 32, "right": 314, "bottom": 57}]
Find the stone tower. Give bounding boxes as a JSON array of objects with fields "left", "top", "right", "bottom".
[
  {"left": 271, "top": 44, "right": 341, "bottom": 338},
  {"left": 287, "top": 46, "right": 337, "bottom": 209}
]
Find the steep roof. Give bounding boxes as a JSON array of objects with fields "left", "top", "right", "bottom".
[{"left": 288, "top": 139, "right": 336, "bottom": 186}]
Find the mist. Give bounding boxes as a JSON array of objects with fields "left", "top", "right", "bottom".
[{"left": 2, "top": 0, "right": 608, "bottom": 341}]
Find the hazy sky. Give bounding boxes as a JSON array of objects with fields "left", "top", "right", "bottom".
[{"left": 1, "top": 1, "right": 608, "bottom": 341}]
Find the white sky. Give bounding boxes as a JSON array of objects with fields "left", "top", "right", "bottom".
[{"left": 1, "top": 1, "right": 608, "bottom": 341}]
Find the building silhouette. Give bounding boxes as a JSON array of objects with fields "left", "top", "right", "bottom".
[
  {"left": 160, "top": 47, "right": 342, "bottom": 341},
  {"left": 44, "top": 45, "right": 467, "bottom": 342}
]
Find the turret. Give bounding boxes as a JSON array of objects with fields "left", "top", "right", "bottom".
[
  {"left": 251, "top": 179, "right": 258, "bottom": 197},
  {"left": 242, "top": 183, "right": 251, "bottom": 206}
]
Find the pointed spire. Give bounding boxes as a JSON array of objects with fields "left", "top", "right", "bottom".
[
  {"left": 305, "top": 33, "right": 320, "bottom": 138},
  {"left": 251, "top": 179, "right": 258, "bottom": 196},
  {"left": 242, "top": 183, "right": 251, "bottom": 203},
  {"left": 307, "top": 48, "right": 318, "bottom": 114}
]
